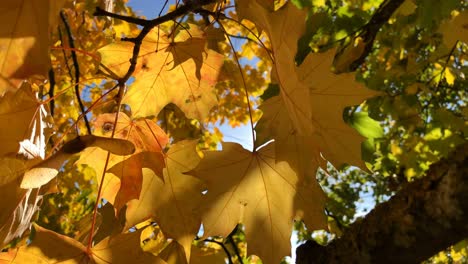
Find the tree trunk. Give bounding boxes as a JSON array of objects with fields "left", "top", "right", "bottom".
[{"left": 297, "top": 143, "right": 468, "bottom": 264}]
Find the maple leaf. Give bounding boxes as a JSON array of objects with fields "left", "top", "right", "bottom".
[
  {"left": 93, "top": 113, "right": 168, "bottom": 153},
  {"left": 0, "top": 180, "right": 41, "bottom": 248},
  {"left": 0, "top": 225, "right": 166, "bottom": 264},
  {"left": 439, "top": 10, "right": 468, "bottom": 48},
  {"left": 78, "top": 113, "right": 168, "bottom": 211},
  {"left": 255, "top": 96, "right": 328, "bottom": 180},
  {"left": 0, "top": 158, "right": 28, "bottom": 187},
  {"left": 189, "top": 142, "right": 327, "bottom": 264},
  {"left": 0, "top": 0, "right": 64, "bottom": 94},
  {"left": 0, "top": 82, "right": 53, "bottom": 158},
  {"left": 99, "top": 24, "right": 223, "bottom": 120},
  {"left": 124, "top": 140, "right": 204, "bottom": 262},
  {"left": 0, "top": 134, "right": 134, "bottom": 190},
  {"left": 158, "top": 241, "right": 226, "bottom": 264},
  {"left": 20, "top": 135, "right": 135, "bottom": 189},
  {"left": 238, "top": 0, "right": 379, "bottom": 170}
]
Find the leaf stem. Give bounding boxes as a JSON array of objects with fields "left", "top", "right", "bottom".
[
  {"left": 86, "top": 83, "right": 126, "bottom": 250},
  {"left": 218, "top": 23, "right": 257, "bottom": 151}
]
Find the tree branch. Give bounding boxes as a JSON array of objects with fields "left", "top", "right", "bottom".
[
  {"left": 60, "top": 11, "right": 92, "bottom": 134},
  {"left": 345, "top": 0, "right": 405, "bottom": 71},
  {"left": 47, "top": 68, "right": 55, "bottom": 117},
  {"left": 297, "top": 142, "right": 468, "bottom": 263}
]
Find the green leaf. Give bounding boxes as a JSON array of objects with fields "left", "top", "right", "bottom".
[{"left": 348, "top": 112, "right": 383, "bottom": 139}]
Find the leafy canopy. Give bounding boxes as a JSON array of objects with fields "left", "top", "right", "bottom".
[{"left": 0, "top": 0, "right": 466, "bottom": 263}]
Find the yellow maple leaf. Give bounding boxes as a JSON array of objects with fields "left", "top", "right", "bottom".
[
  {"left": 440, "top": 10, "right": 468, "bottom": 48},
  {"left": 0, "top": 82, "right": 52, "bottom": 158},
  {"left": 239, "top": 0, "right": 378, "bottom": 170},
  {"left": 21, "top": 135, "right": 136, "bottom": 189},
  {"left": 124, "top": 140, "right": 203, "bottom": 262},
  {"left": 99, "top": 24, "right": 223, "bottom": 120},
  {"left": 190, "top": 142, "right": 327, "bottom": 264},
  {"left": 0, "top": 225, "right": 165, "bottom": 264},
  {"left": 158, "top": 240, "right": 226, "bottom": 264},
  {"left": 0, "top": 135, "right": 134, "bottom": 247},
  {"left": 0, "top": 179, "right": 40, "bottom": 248},
  {"left": 0, "top": 0, "right": 65, "bottom": 95},
  {"left": 255, "top": 96, "right": 328, "bottom": 179}
]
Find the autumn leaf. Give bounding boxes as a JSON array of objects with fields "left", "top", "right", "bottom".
[
  {"left": 0, "top": 224, "right": 88, "bottom": 264},
  {"left": 239, "top": 0, "right": 379, "bottom": 170},
  {"left": 124, "top": 140, "right": 204, "bottom": 262},
  {"left": 166, "top": 24, "right": 211, "bottom": 80},
  {"left": 78, "top": 113, "right": 168, "bottom": 211},
  {"left": 0, "top": 134, "right": 134, "bottom": 189},
  {"left": 0, "top": 0, "right": 465, "bottom": 263},
  {"left": 92, "top": 228, "right": 166, "bottom": 264},
  {"left": 0, "top": 180, "right": 40, "bottom": 248},
  {"left": 0, "top": 0, "right": 65, "bottom": 94},
  {"left": 439, "top": 10, "right": 468, "bottom": 48},
  {"left": 93, "top": 113, "right": 168, "bottom": 153},
  {"left": 21, "top": 135, "right": 135, "bottom": 189},
  {"left": 0, "top": 82, "right": 52, "bottom": 158},
  {"left": 255, "top": 96, "right": 328, "bottom": 179},
  {"left": 158, "top": 240, "right": 226, "bottom": 264},
  {"left": 0, "top": 225, "right": 165, "bottom": 264},
  {"left": 0, "top": 158, "right": 28, "bottom": 186},
  {"left": 189, "top": 142, "right": 327, "bottom": 264},
  {"left": 99, "top": 24, "right": 223, "bottom": 120},
  {"left": 333, "top": 36, "right": 366, "bottom": 73}
]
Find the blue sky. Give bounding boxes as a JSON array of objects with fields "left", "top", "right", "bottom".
[{"left": 128, "top": 0, "right": 168, "bottom": 18}]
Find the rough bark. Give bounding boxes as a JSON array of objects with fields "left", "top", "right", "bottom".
[{"left": 297, "top": 143, "right": 468, "bottom": 264}]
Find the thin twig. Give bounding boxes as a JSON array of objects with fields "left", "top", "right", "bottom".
[
  {"left": 226, "top": 225, "right": 244, "bottom": 264},
  {"left": 227, "top": 236, "right": 244, "bottom": 264},
  {"left": 60, "top": 11, "right": 92, "bottom": 134},
  {"left": 325, "top": 208, "right": 345, "bottom": 234},
  {"left": 204, "top": 239, "right": 234, "bottom": 264},
  {"left": 86, "top": 83, "right": 125, "bottom": 250},
  {"left": 196, "top": 8, "right": 274, "bottom": 62},
  {"left": 46, "top": 82, "right": 119, "bottom": 159},
  {"left": 218, "top": 22, "right": 257, "bottom": 150},
  {"left": 58, "top": 27, "right": 74, "bottom": 81},
  {"left": 48, "top": 68, "right": 56, "bottom": 117}
]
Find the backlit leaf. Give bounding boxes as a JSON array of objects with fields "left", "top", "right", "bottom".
[
  {"left": 0, "top": 225, "right": 165, "bottom": 264},
  {"left": 190, "top": 142, "right": 327, "bottom": 264},
  {"left": 0, "top": 82, "right": 52, "bottom": 158},
  {"left": 21, "top": 135, "right": 135, "bottom": 189},
  {"left": 99, "top": 25, "right": 223, "bottom": 120},
  {"left": 241, "top": 0, "right": 379, "bottom": 170},
  {"left": 0, "top": 0, "right": 65, "bottom": 94},
  {"left": 124, "top": 140, "right": 203, "bottom": 262}
]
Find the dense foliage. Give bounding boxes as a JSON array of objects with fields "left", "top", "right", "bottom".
[{"left": 0, "top": 0, "right": 466, "bottom": 263}]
